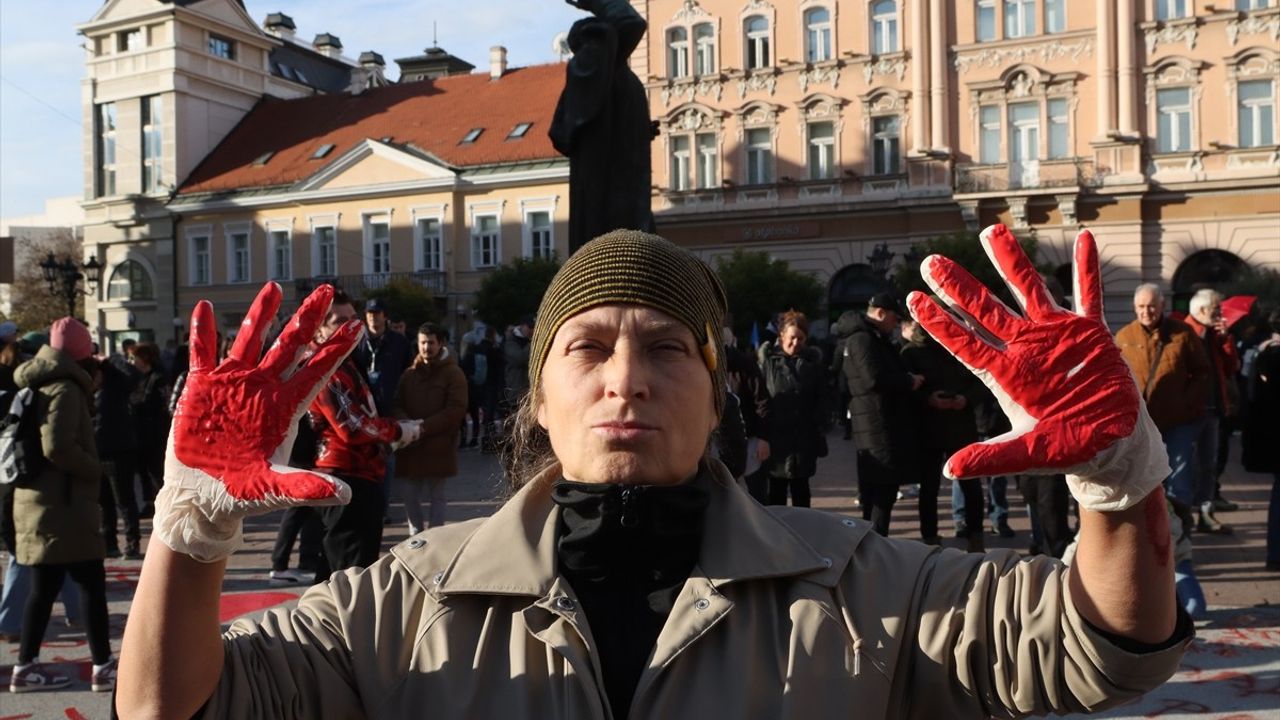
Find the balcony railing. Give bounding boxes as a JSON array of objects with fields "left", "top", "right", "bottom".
[
  {"left": 955, "top": 158, "right": 1103, "bottom": 194},
  {"left": 293, "top": 270, "right": 446, "bottom": 300}
]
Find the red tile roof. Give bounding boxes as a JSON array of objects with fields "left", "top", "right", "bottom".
[{"left": 177, "top": 63, "right": 567, "bottom": 196}]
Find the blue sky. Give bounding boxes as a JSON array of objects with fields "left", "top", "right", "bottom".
[{"left": 0, "top": 0, "right": 580, "bottom": 218}]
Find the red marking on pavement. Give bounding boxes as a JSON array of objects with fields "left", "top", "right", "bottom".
[
  {"left": 1145, "top": 697, "right": 1211, "bottom": 716},
  {"left": 64, "top": 710, "right": 90, "bottom": 720},
  {"left": 219, "top": 591, "right": 298, "bottom": 624},
  {"left": 0, "top": 713, "right": 35, "bottom": 719}
]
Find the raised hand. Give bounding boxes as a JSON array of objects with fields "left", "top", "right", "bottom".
[
  {"left": 154, "top": 283, "right": 364, "bottom": 562},
  {"left": 908, "top": 224, "right": 1169, "bottom": 512}
]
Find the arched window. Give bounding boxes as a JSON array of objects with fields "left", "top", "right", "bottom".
[
  {"left": 694, "top": 23, "right": 716, "bottom": 75},
  {"left": 804, "top": 7, "right": 832, "bottom": 63},
  {"left": 106, "top": 259, "right": 154, "bottom": 301},
  {"left": 667, "top": 27, "right": 690, "bottom": 79},
  {"left": 744, "top": 15, "right": 770, "bottom": 70},
  {"left": 871, "top": 1, "right": 898, "bottom": 55}
]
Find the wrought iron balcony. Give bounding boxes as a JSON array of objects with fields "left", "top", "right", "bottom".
[
  {"left": 954, "top": 158, "right": 1103, "bottom": 195},
  {"left": 293, "top": 269, "right": 446, "bottom": 300}
]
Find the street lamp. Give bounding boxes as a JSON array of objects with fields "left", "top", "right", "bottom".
[
  {"left": 868, "top": 242, "right": 895, "bottom": 278},
  {"left": 39, "top": 253, "right": 103, "bottom": 319}
]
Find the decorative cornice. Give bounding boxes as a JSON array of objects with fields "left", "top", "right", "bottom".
[
  {"left": 797, "top": 65, "right": 840, "bottom": 93},
  {"left": 671, "top": 0, "right": 711, "bottom": 24},
  {"left": 862, "top": 57, "right": 906, "bottom": 84},
  {"left": 737, "top": 72, "right": 778, "bottom": 98},
  {"left": 1144, "top": 24, "right": 1198, "bottom": 55},
  {"left": 954, "top": 38, "right": 1094, "bottom": 73},
  {"left": 1226, "top": 14, "right": 1280, "bottom": 46},
  {"left": 662, "top": 77, "right": 724, "bottom": 106}
]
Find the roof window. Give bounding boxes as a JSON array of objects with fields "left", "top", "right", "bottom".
[
  {"left": 253, "top": 151, "right": 275, "bottom": 166},
  {"left": 460, "top": 128, "right": 484, "bottom": 144},
  {"left": 311, "top": 144, "right": 336, "bottom": 159},
  {"left": 508, "top": 122, "right": 533, "bottom": 139}
]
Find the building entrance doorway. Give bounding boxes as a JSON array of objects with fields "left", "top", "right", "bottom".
[{"left": 1171, "top": 250, "right": 1247, "bottom": 313}]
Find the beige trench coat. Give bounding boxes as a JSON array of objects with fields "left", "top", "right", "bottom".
[{"left": 201, "top": 463, "right": 1188, "bottom": 719}]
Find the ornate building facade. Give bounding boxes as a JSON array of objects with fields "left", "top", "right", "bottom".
[{"left": 638, "top": 0, "right": 1280, "bottom": 326}]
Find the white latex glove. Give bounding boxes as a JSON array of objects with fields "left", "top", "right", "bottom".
[
  {"left": 154, "top": 283, "right": 362, "bottom": 562},
  {"left": 909, "top": 225, "right": 1169, "bottom": 512},
  {"left": 392, "top": 420, "right": 424, "bottom": 451}
]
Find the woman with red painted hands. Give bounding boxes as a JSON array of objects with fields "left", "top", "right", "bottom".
[{"left": 117, "top": 228, "right": 1190, "bottom": 719}]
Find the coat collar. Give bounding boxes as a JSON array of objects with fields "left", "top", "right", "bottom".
[{"left": 432, "top": 461, "right": 831, "bottom": 598}]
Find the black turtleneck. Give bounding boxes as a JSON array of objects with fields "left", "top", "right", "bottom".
[{"left": 551, "top": 470, "right": 710, "bottom": 720}]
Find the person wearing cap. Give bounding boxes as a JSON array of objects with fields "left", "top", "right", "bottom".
[
  {"left": 351, "top": 296, "right": 413, "bottom": 518},
  {"left": 9, "top": 318, "right": 117, "bottom": 693},
  {"left": 839, "top": 292, "right": 924, "bottom": 537},
  {"left": 116, "top": 228, "right": 1190, "bottom": 718}
]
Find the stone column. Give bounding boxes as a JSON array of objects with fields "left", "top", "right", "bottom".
[
  {"left": 1095, "top": 0, "right": 1116, "bottom": 138},
  {"left": 929, "top": 0, "right": 949, "bottom": 150},
  {"left": 911, "top": 0, "right": 930, "bottom": 151},
  {"left": 1116, "top": 0, "right": 1137, "bottom": 135}
]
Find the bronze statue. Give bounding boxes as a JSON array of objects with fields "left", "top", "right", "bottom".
[{"left": 550, "top": 0, "right": 657, "bottom": 254}]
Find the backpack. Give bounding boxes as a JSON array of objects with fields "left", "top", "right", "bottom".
[
  {"left": 472, "top": 351, "right": 488, "bottom": 387},
  {"left": 0, "top": 386, "right": 49, "bottom": 488}
]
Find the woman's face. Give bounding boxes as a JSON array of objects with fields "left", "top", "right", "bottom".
[
  {"left": 537, "top": 304, "right": 717, "bottom": 486},
  {"left": 779, "top": 324, "right": 807, "bottom": 356}
]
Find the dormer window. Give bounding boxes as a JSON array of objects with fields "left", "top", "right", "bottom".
[
  {"left": 461, "top": 128, "right": 484, "bottom": 144},
  {"left": 253, "top": 151, "right": 275, "bottom": 166},
  {"left": 508, "top": 123, "right": 533, "bottom": 139},
  {"left": 208, "top": 34, "right": 235, "bottom": 60},
  {"left": 311, "top": 144, "right": 335, "bottom": 159}
]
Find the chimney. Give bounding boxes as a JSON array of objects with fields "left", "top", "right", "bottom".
[
  {"left": 358, "top": 51, "right": 390, "bottom": 91},
  {"left": 314, "top": 33, "right": 344, "bottom": 59},
  {"left": 489, "top": 46, "right": 508, "bottom": 80},
  {"left": 264, "top": 12, "right": 296, "bottom": 41}
]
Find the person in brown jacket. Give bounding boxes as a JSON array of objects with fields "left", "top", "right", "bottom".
[
  {"left": 1114, "top": 284, "right": 1210, "bottom": 511},
  {"left": 393, "top": 323, "right": 468, "bottom": 533}
]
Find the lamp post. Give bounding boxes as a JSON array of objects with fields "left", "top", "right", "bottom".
[
  {"left": 39, "top": 253, "right": 103, "bottom": 319},
  {"left": 868, "top": 242, "right": 895, "bottom": 280}
]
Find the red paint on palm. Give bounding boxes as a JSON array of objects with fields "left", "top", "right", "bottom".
[
  {"left": 171, "top": 282, "right": 363, "bottom": 503},
  {"left": 910, "top": 225, "right": 1139, "bottom": 480}
]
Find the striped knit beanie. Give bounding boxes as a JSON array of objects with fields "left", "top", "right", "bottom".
[{"left": 529, "top": 230, "right": 729, "bottom": 416}]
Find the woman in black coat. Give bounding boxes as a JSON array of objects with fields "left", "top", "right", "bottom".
[{"left": 756, "top": 311, "right": 827, "bottom": 507}]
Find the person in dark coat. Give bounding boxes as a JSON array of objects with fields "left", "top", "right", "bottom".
[
  {"left": 128, "top": 342, "right": 169, "bottom": 515},
  {"left": 900, "top": 318, "right": 981, "bottom": 547},
  {"left": 95, "top": 354, "right": 142, "bottom": 559},
  {"left": 756, "top": 311, "right": 827, "bottom": 508},
  {"left": 839, "top": 295, "right": 923, "bottom": 536},
  {"left": 549, "top": 0, "right": 655, "bottom": 252},
  {"left": 350, "top": 298, "right": 413, "bottom": 517},
  {"left": 1242, "top": 308, "right": 1280, "bottom": 571}
]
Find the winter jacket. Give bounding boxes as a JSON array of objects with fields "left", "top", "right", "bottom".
[
  {"left": 351, "top": 329, "right": 413, "bottom": 416},
  {"left": 1115, "top": 318, "right": 1211, "bottom": 433},
  {"left": 94, "top": 355, "right": 140, "bottom": 457},
  {"left": 504, "top": 330, "right": 532, "bottom": 401},
  {"left": 12, "top": 345, "right": 104, "bottom": 566},
  {"left": 308, "top": 358, "right": 400, "bottom": 482},
  {"left": 1242, "top": 337, "right": 1280, "bottom": 474},
  {"left": 393, "top": 348, "right": 469, "bottom": 479},
  {"left": 839, "top": 313, "right": 916, "bottom": 479},
  {"left": 197, "top": 461, "right": 1190, "bottom": 719},
  {"left": 900, "top": 333, "right": 980, "bottom": 453},
  {"left": 757, "top": 343, "right": 827, "bottom": 480},
  {"left": 1182, "top": 315, "right": 1242, "bottom": 417},
  {"left": 133, "top": 367, "right": 171, "bottom": 452},
  {"left": 714, "top": 390, "right": 748, "bottom": 479}
]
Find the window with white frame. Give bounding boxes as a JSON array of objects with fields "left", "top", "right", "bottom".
[
  {"left": 228, "top": 228, "right": 251, "bottom": 283},
  {"left": 416, "top": 217, "right": 443, "bottom": 271},
  {"left": 872, "top": 1, "right": 898, "bottom": 55},
  {"left": 805, "top": 7, "right": 832, "bottom": 63},
  {"left": 107, "top": 260, "right": 154, "bottom": 301},
  {"left": 1048, "top": 98, "right": 1070, "bottom": 158},
  {"left": 1045, "top": 0, "right": 1066, "bottom": 33},
  {"left": 314, "top": 225, "right": 337, "bottom": 276},
  {"left": 744, "top": 16, "right": 770, "bottom": 69},
  {"left": 976, "top": 0, "right": 997, "bottom": 41},
  {"left": 208, "top": 34, "right": 235, "bottom": 60},
  {"left": 670, "top": 135, "right": 692, "bottom": 191},
  {"left": 1008, "top": 102, "right": 1041, "bottom": 164},
  {"left": 366, "top": 217, "right": 391, "bottom": 275},
  {"left": 97, "top": 103, "right": 117, "bottom": 197},
  {"left": 269, "top": 229, "right": 291, "bottom": 281},
  {"left": 694, "top": 23, "right": 716, "bottom": 75},
  {"left": 190, "top": 233, "right": 211, "bottom": 285},
  {"left": 1156, "top": 87, "right": 1193, "bottom": 152},
  {"left": 1004, "top": 0, "right": 1035, "bottom": 38},
  {"left": 141, "top": 95, "right": 163, "bottom": 193},
  {"left": 1156, "top": 0, "right": 1189, "bottom": 21},
  {"left": 527, "top": 211, "right": 554, "bottom": 260},
  {"left": 980, "top": 105, "right": 1002, "bottom": 163},
  {"left": 1238, "top": 80, "right": 1275, "bottom": 147},
  {"left": 696, "top": 133, "right": 718, "bottom": 188},
  {"left": 872, "top": 116, "right": 901, "bottom": 175},
  {"left": 668, "top": 27, "right": 690, "bottom": 79},
  {"left": 1236, "top": 0, "right": 1271, "bottom": 9},
  {"left": 472, "top": 215, "right": 501, "bottom": 268},
  {"left": 807, "top": 121, "right": 836, "bottom": 179},
  {"left": 745, "top": 127, "right": 773, "bottom": 184}
]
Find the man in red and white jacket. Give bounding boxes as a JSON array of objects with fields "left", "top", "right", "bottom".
[
  {"left": 1182, "top": 288, "right": 1242, "bottom": 533},
  {"left": 307, "top": 291, "right": 422, "bottom": 572}
]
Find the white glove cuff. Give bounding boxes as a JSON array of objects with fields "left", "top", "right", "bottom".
[
  {"left": 1065, "top": 406, "right": 1170, "bottom": 513},
  {"left": 153, "top": 480, "right": 244, "bottom": 563}
]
